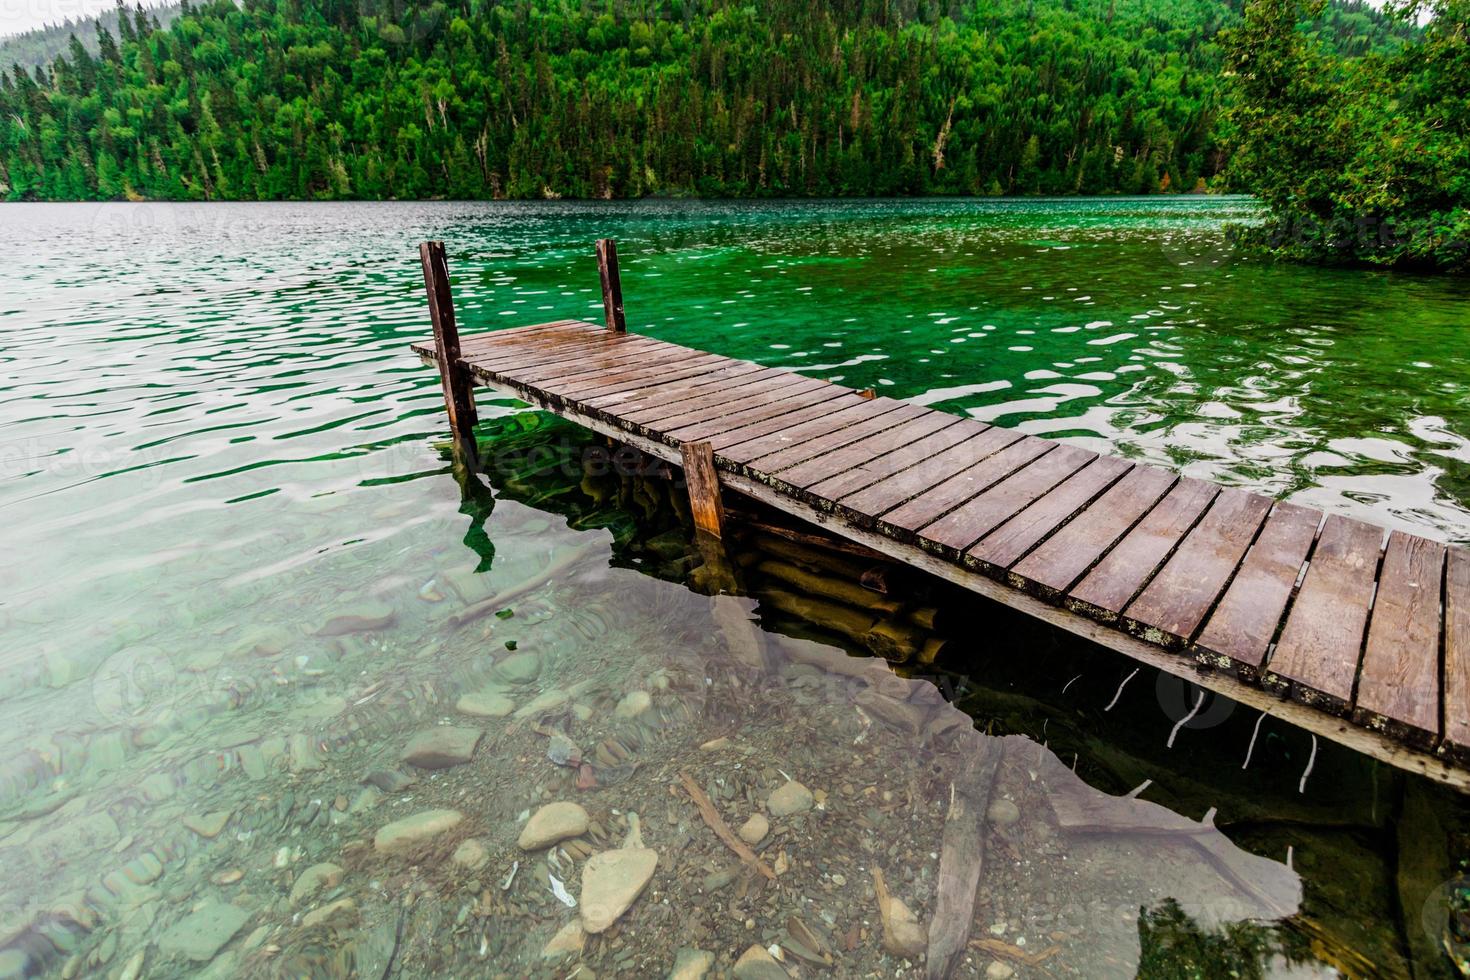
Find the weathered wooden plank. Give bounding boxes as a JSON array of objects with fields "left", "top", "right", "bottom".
[
  {"left": 575, "top": 365, "right": 792, "bottom": 427},
  {"left": 458, "top": 323, "right": 641, "bottom": 369},
  {"left": 1008, "top": 466, "right": 1177, "bottom": 600},
  {"left": 681, "top": 440, "right": 723, "bottom": 537},
  {"left": 968, "top": 456, "right": 1133, "bottom": 573},
  {"left": 1066, "top": 477, "right": 1219, "bottom": 622},
  {"left": 419, "top": 241, "right": 477, "bottom": 446},
  {"left": 641, "top": 374, "right": 830, "bottom": 432},
  {"left": 596, "top": 238, "right": 626, "bottom": 332},
  {"left": 417, "top": 319, "right": 588, "bottom": 357},
  {"left": 1264, "top": 515, "right": 1385, "bottom": 714},
  {"left": 526, "top": 346, "right": 720, "bottom": 391},
  {"left": 451, "top": 319, "right": 593, "bottom": 353},
  {"left": 774, "top": 411, "right": 964, "bottom": 490},
  {"left": 671, "top": 385, "right": 857, "bottom": 446},
  {"left": 836, "top": 427, "right": 1023, "bottom": 522},
  {"left": 919, "top": 444, "right": 1097, "bottom": 556},
  {"left": 705, "top": 393, "right": 870, "bottom": 452},
  {"left": 1121, "top": 488, "right": 1274, "bottom": 649},
  {"left": 1441, "top": 547, "right": 1470, "bottom": 764},
  {"left": 877, "top": 436, "right": 1055, "bottom": 539},
  {"left": 507, "top": 338, "right": 693, "bottom": 385},
  {"left": 720, "top": 397, "right": 909, "bottom": 465},
  {"left": 538, "top": 353, "right": 731, "bottom": 401},
  {"left": 805, "top": 419, "right": 988, "bottom": 502},
  {"left": 597, "top": 365, "right": 787, "bottom": 418},
  {"left": 747, "top": 403, "right": 932, "bottom": 474},
  {"left": 1193, "top": 502, "right": 1322, "bottom": 679},
  {"left": 1354, "top": 531, "right": 1446, "bottom": 748}
]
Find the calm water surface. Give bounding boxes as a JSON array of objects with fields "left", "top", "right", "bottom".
[{"left": 1, "top": 199, "right": 1468, "bottom": 979}]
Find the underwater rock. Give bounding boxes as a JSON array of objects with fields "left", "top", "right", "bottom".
[
  {"left": 234, "top": 628, "right": 291, "bottom": 658},
  {"left": 580, "top": 847, "right": 658, "bottom": 934},
  {"left": 157, "top": 902, "right": 249, "bottom": 962},
  {"left": 668, "top": 948, "right": 715, "bottom": 980},
  {"left": 286, "top": 734, "right": 323, "bottom": 773},
  {"left": 541, "top": 920, "right": 586, "bottom": 959},
  {"left": 613, "top": 690, "right": 652, "bottom": 719},
  {"left": 182, "top": 811, "right": 232, "bottom": 839},
  {"left": 732, "top": 945, "right": 786, "bottom": 980},
  {"left": 288, "top": 863, "right": 343, "bottom": 906},
  {"left": 494, "top": 651, "right": 541, "bottom": 685},
  {"left": 872, "top": 868, "right": 925, "bottom": 958},
  {"left": 455, "top": 687, "right": 515, "bottom": 718},
  {"left": 987, "top": 799, "right": 1020, "bottom": 826},
  {"left": 512, "top": 688, "right": 569, "bottom": 720},
  {"left": 314, "top": 602, "right": 395, "bottom": 636},
  {"left": 400, "top": 727, "right": 482, "bottom": 769},
  {"left": 301, "top": 899, "right": 357, "bottom": 930},
  {"left": 546, "top": 733, "right": 580, "bottom": 767},
  {"left": 737, "top": 814, "right": 769, "bottom": 845},
  {"left": 116, "top": 950, "right": 145, "bottom": 980},
  {"left": 373, "top": 809, "right": 464, "bottom": 854},
  {"left": 362, "top": 768, "right": 417, "bottom": 792},
  {"left": 451, "top": 839, "right": 489, "bottom": 871},
  {"left": 985, "top": 962, "right": 1015, "bottom": 979},
  {"left": 766, "top": 780, "right": 814, "bottom": 817},
  {"left": 519, "top": 802, "right": 589, "bottom": 850}
]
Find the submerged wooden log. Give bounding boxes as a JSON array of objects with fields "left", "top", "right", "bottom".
[
  {"left": 927, "top": 737, "right": 1004, "bottom": 979},
  {"left": 760, "top": 589, "right": 879, "bottom": 646},
  {"left": 754, "top": 559, "right": 903, "bottom": 615},
  {"left": 864, "top": 618, "right": 926, "bottom": 662},
  {"left": 751, "top": 531, "right": 877, "bottom": 581}
]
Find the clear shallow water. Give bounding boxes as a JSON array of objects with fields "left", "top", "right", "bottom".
[{"left": 0, "top": 199, "right": 1467, "bottom": 979}]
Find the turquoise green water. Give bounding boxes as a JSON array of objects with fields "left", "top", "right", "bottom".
[{"left": 1, "top": 198, "right": 1468, "bottom": 978}]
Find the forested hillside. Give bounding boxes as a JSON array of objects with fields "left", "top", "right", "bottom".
[
  {"left": 0, "top": 0, "right": 1413, "bottom": 201},
  {"left": 0, "top": 3, "right": 178, "bottom": 70}
]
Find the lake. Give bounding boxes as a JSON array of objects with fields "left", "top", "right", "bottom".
[{"left": 1, "top": 198, "right": 1467, "bottom": 978}]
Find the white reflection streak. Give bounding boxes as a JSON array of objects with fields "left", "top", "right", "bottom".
[
  {"left": 1166, "top": 689, "right": 1205, "bottom": 748},
  {"left": 1298, "top": 735, "right": 1318, "bottom": 793},
  {"left": 1104, "top": 667, "right": 1139, "bottom": 711},
  {"left": 1242, "top": 711, "right": 1267, "bottom": 770}
]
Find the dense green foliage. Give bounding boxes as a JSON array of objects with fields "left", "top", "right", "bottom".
[
  {"left": 1225, "top": 0, "right": 1470, "bottom": 270},
  {"left": 0, "top": 4, "right": 178, "bottom": 70},
  {"left": 0, "top": 0, "right": 1414, "bottom": 203}
]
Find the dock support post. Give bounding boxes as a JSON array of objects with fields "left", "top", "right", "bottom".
[
  {"left": 680, "top": 440, "right": 725, "bottom": 539},
  {"left": 419, "top": 240, "right": 478, "bottom": 455},
  {"left": 595, "top": 238, "right": 626, "bottom": 333}
]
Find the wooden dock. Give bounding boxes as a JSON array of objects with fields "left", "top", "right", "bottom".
[{"left": 411, "top": 241, "right": 1470, "bottom": 791}]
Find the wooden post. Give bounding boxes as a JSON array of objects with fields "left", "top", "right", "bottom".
[
  {"left": 419, "top": 241, "right": 478, "bottom": 450},
  {"left": 680, "top": 440, "right": 725, "bottom": 539},
  {"left": 595, "top": 238, "right": 626, "bottom": 333}
]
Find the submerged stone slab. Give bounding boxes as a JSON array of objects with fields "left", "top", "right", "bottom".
[
  {"left": 400, "top": 727, "right": 482, "bottom": 769},
  {"left": 518, "top": 802, "right": 589, "bottom": 850},
  {"left": 373, "top": 809, "right": 464, "bottom": 854},
  {"left": 158, "top": 902, "right": 250, "bottom": 961},
  {"left": 580, "top": 847, "right": 658, "bottom": 934},
  {"left": 455, "top": 687, "right": 516, "bottom": 718}
]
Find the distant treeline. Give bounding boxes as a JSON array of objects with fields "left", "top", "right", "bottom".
[
  {"left": 0, "top": 0, "right": 1414, "bottom": 202},
  {"left": 0, "top": 3, "right": 179, "bottom": 70}
]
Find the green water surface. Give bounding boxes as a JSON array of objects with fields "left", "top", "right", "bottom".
[{"left": 1, "top": 198, "right": 1468, "bottom": 979}]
